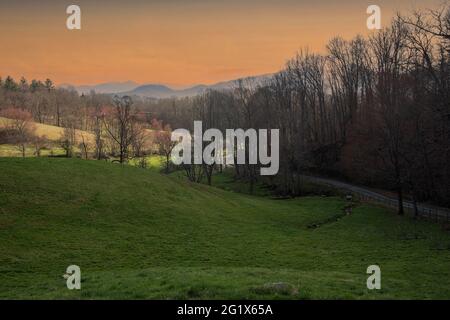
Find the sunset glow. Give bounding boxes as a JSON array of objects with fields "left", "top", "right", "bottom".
[{"left": 0, "top": 0, "right": 441, "bottom": 86}]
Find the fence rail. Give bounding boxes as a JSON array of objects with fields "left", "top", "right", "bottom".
[{"left": 302, "top": 175, "right": 450, "bottom": 223}]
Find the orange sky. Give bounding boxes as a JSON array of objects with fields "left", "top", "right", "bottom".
[{"left": 0, "top": 0, "right": 442, "bottom": 86}]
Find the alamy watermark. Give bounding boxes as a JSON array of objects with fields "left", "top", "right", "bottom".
[
  {"left": 64, "top": 265, "right": 81, "bottom": 290},
  {"left": 66, "top": 5, "right": 81, "bottom": 30},
  {"left": 66, "top": 5, "right": 381, "bottom": 31},
  {"left": 171, "top": 121, "right": 280, "bottom": 176},
  {"left": 367, "top": 5, "right": 382, "bottom": 30},
  {"left": 366, "top": 265, "right": 381, "bottom": 290}
]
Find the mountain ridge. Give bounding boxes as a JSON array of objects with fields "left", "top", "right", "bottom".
[{"left": 60, "top": 74, "right": 273, "bottom": 98}]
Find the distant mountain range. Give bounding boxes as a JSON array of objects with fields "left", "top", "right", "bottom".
[
  {"left": 60, "top": 75, "right": 272, "bottom": 99},
  {"left": 59, "top": 81, "right": 140, "bottom": 95}
]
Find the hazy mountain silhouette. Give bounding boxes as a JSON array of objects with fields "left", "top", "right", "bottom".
[
  {"left": 62, "top": 74, "right": 272, "bottom": 98},
  {"left": 60, "top": 81, "right": 140, "bottom": 94}
]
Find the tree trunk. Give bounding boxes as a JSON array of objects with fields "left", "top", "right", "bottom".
[
  {"left": 119, "top": 147, "right": 125, "bottom": 164},
  {"left": 412, "top": 190, "right": 419, "bottom": 219},
  {"left": 413, "top": 198, "right": 419, "bottom": 219},
  {"left": 165, "top": 154, "right": 170, "bottom": 173},
  {"left": 397, "top": 185, "right": 404, "bottom": 215}
]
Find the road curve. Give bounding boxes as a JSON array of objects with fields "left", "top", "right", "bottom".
[{"left": 302, "top": 175, "right": 450, "bottom": 222}]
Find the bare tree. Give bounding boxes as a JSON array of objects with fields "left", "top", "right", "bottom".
[
  {"left": 103, "top": 96, "right": 137, "bottom": 164},
  {"left": 368, "top": 20, "right": 411, "bottom": 215},
  {"left": 32, "top": 135, "right": 48, "bottom": 157},
  {"left": 60, "top": 125, "right": 76, "bottom": 158},
  {"left": 155, "top": 125, "right": 176, "bottom": 173},
  {"left": 131, "top": 123, "right": 150, "bottom": 158},
  {"left": 401, "top": 4, "right": 450, "bottom": 42},
  {"left": 79, "top": 132, "right": 90, "bottom": 160},
  {"left": 0, "top": 108, "right": 35, "bottom": 157}
]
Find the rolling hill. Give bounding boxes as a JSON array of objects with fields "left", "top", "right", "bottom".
[
  {"left": 0, "top": 116, "right": 95, "bottom": 143},
  {"left": 0, "top": 158, "right": 449, "bottom": 299}
]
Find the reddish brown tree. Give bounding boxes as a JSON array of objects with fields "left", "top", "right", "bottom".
[{"left": 0, "top": 108, "right": 35, "bottom": 157}]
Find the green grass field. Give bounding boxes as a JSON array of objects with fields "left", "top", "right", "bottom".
[
  {"left": 0, "top": 158, "right": 449, "bottom": 299},
  {"left": 0, "top": 145, "right": 66, "bottom": 158}
]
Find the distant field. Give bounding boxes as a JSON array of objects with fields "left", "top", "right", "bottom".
[
  {"left": 0, "top": 116, "right": 159, "bottom": 158},
  {"left": 0, "top": 144, "right": 66, "bottom": 157},
  {"left": 0, "top": 116, "right": 95, "bottom": 143},
  {"left": 0, "top": 116, "right": 96, "bottom": 157},
  {"left": 0, "top": 158, "right": 449, "bottom": 299},
  {"left": 128, "top": 155, "right": 165, "bottom": 171}
]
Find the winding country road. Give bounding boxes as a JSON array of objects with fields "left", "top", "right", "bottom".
[{"left": 302, "top": 175, "right": 450, "bottom": 222}]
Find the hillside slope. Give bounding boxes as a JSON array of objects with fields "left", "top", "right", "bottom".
[
  {"left": 0, "top": 158, "right": 449, "bottom": 299},
  {"left": 0, "top": 116, "right": 95, "bottom": 143}
]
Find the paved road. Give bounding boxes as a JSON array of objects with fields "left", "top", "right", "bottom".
[{"left": 302, "top": 175, "right": 450, "bottom": 222}]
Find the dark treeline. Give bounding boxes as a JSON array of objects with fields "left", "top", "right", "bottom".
[
  {"left": 0, "top": 6, "right": 449, "bottom": 211},
  {"left": 152, "top": 7, "right": 450, "bottom": 210}
]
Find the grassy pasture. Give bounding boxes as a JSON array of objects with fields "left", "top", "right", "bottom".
[
  {"left": 0, "top": 116, "right": 95, "bottom": 143},
  {"left": 0, "top": 116, "right": 96, "bottom": 158},
  {"left": 0, "top": 158, "right": 449, "bottom": 299}
]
